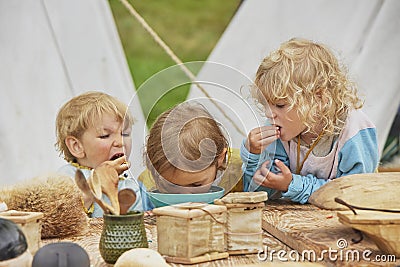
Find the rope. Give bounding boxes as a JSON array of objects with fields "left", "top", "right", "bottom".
[
  {"left": 199, "top": 208, "right": 226, "bottom": 224},
  {"left": 174, "top": 203, "right": 226, "bottom": 224},
  {"left": 334, "top": 197, "right": 400, "bottom": 214},
  {"left": 118, "top": 0, "right": 245, "bottom": 137}
]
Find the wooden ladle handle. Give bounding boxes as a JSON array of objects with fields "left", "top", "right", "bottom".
[{"left": 75, "top": 169, "right": 117, "bottom": 215}]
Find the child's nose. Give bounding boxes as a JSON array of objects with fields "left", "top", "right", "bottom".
[{"left": 113, "top": 137, "right": 123, "bottom": 147}]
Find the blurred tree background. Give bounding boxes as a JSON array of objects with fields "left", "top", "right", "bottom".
[{"left": 109, "top": 0, "right": 242, "bottom": 127}]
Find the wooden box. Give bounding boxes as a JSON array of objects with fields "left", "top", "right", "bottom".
[
  {"left": 152, "top": 202, "right": 229, "bottom": 264},
  {"left": 0, "top": 210, "right": 44, "bottom": 254},
  {"left": 215, "top": 192, "right": 268, "bottom": 254},
  {"left": 338, "top": 210, "right": 400, "bottom": 257}
]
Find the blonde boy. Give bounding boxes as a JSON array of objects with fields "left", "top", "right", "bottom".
[{"left": 56, "top": 91, "right": 153, "bottom": 217}]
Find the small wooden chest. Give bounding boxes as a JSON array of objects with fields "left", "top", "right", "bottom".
[
  {"left": 0, "top": 210, "right": 44, "bottom": 254},
  {"left": 153, "top": 202, "right": 229, "bottom": 264},
  {"left": 215, "top": 191, "right": 268, "bottom": 254}
]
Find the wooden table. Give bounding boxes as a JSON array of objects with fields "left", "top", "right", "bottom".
[
  {"left": 41, "top": 201, "right": 400, "bottom": 266},
  {"left": 41, "top": 214, "right": 291, "bottom": 267},
  {"left": 262, "top": 200, "right": 400, "bottom": 267}
]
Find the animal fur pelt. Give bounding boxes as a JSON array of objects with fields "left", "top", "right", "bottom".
[{"left": 0, "top": 174, "right": 89, "bottom": 238}]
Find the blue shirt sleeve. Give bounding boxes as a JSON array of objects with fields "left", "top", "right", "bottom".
[
  {"left": 281, "top": 174, "right": 329, "bottom": 204},
  {"left": 337, "top": 128, "right": 379, "bottom": 175}
]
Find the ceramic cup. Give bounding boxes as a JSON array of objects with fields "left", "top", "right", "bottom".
[{"left": 99, "top": 211, "right": 148, "bottom": 264}]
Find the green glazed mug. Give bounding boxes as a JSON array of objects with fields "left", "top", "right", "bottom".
[{"left": 99, "top": 211, "right": 148, "bottom": 264}]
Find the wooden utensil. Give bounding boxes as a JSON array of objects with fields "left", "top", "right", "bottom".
[
  {"left": 75, "top": 170, "right": 116, "bottom": 215},
  {"left": 92, "top": 167, "right": 120, "bottom": 215},
  {"left": 118, "top": 189, "right": 136, "bottom": 215}
]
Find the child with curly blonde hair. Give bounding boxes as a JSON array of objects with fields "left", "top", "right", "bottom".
[
  {"left": 56, "top": 91, "right": 153, "bottom": 217},
  {"left": 241, "top": 38, "right": 379, "bottom": 203}
]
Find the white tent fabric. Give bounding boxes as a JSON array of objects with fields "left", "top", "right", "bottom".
[
  {"left": 2, "top": 0, "right": 399, "bottom": 186},
  {"left": 189, "top": 0, "right": 400, "bottom": 157},
  {"left": 0, "top": 0, "right": 146, "bottom": 186}
]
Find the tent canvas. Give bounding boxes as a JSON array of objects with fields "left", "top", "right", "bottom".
[
  {"left": 188, "top": 0, "right": 400, "bottom": 157},
  {"left": 0, "top": 0, "right": 146, "bottom": 186},
  {"left": 1, "top": 0, "right": 399, "bottom": 186}
]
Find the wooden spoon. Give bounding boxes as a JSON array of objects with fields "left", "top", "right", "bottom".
[
  {"left": 118, "top": 189, "right": 136, "bottom": 215},
  {"left": 92, "top": 167, "right": 120, "bottom": 215},
  {"left": 75, "top": 170, "right": 117, "bottom": 215}
]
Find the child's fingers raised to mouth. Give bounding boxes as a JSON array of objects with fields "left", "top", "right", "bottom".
[{"left": 258, "top": 125, "right": 280, "bottom": 139}]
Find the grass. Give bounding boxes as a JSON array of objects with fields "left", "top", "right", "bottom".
[{"left": 109, "top": 0, "right": 242, "bottom": 127}]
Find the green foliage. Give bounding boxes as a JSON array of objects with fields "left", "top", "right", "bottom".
[{"left": 109, "top": 0, "right": 241, "bottom": 127}]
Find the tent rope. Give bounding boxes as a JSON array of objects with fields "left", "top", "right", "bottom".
[{"left": 118, "top": 0, "right": 245, "bottom": 137}]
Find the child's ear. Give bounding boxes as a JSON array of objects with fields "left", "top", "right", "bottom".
[
  {"left": 217, "top": 148, "right": 228, "bottom": 169},
  {"left": 65, "top": 136, "right": 85, "bottom": 159}
]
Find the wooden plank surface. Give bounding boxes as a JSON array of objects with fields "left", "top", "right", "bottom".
[
  {"left": 41, "top": 214, "right": 292, "bottom": 266},
  {"left": 262, "top": 200, "right": 400, "bottom": 266},
  {"left": 41, "top": 201, "right": 400, "bottom": 266}
]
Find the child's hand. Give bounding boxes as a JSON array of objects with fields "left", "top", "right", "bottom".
[
  {"left": 109, "top": 155, "right": 130, "bottom": 175},
  {"left": 93, "top": 156, "right": 130, "bottom": 189},
  {"left": 89, "top": 156, "right": 129, "bottom": 195},
  {"left": 245, "top": 126, "right": 280, "bottom": 154},
  {"left": 252, "top": 159, "right": 292, "bottom": 192}
]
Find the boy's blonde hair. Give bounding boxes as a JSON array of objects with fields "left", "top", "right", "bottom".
[
  {"left": 55, "top": 91, "right": 133, "bottom": 162},
  {"left": 253, "top": 38, "right": 363, "bottom": 136},
  {"left": 145, "top": 102, "right": 228, "bottom": 179}
]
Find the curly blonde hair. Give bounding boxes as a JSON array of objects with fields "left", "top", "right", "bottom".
[
  {"left": 252, "top": 38, "right": 363, "bottom": 136},
  {"left": 55, "top": 91, "right": 134, "bottom": 162},
  {"left": 145, "top": 102, "right": 229, "bottom": 179}
]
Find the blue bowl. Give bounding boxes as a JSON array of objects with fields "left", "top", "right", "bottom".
[{"left": 147, "top": 186, "right": 225, "bottom": 208}]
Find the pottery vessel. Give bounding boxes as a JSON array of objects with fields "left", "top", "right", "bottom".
[{"left": 99, "top": 211, "right": 148, "bottom": 264}]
